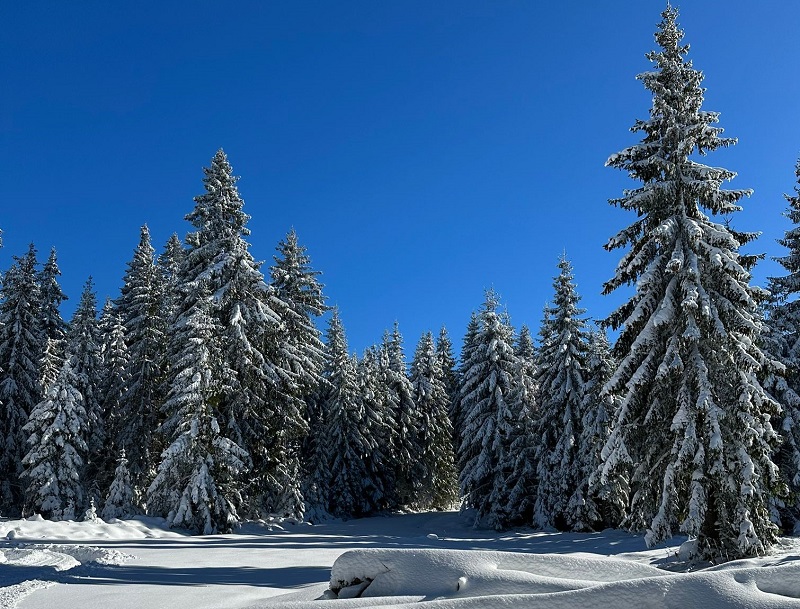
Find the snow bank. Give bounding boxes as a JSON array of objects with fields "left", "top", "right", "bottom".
[
  {"left": 292, "top": 548, "right": 800, "bottom": 609},
  {"left": 0, "top": 514, "right": 183, "bottom": 542}
]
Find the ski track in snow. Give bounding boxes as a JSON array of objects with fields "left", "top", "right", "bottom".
[{"left": 1, "top": 512, "right": 800, "bottom": 608}]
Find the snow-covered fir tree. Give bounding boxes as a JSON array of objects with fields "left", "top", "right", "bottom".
[
  {"left": 172, "top": 150, "right": 306, "bottom": 520},
  {"left": 67, "top": 278, "right": 104, "bottom": 507},
  {"left": 97, "top": 299, "right": 130, "bottom": 465},
  {"left": 21, "top": 356, "right": 88, "bottom": 520},
  {"left": 410, "top": 331, "right": 458, "bottom": 511},
  {"left": 763, "top": 158, "right": 800, "bottom": 527},
  {"left": 383, "top": 323, "right": 420, "bottom": 508},
  {"left": 267, "top": 228, "right": 327, "bottom": 519},
  {"left": 453, "top": 312, "right": 480, "bottom": 464},
  {"left": 458, "top": 291, "right": 517, "bottom": 528},
  {"left": 435, "top": 326, "right": 458, "bottom": 408},
  {"left": 598, "top": 6, "right": 782, "bottom": 560},
  {"left": 102, "top": 449, "right": 137, "bottom": 520},
  {"left": 502, "top": 325, "right": 539, "bottom": 527},
  {"left": 321, "top": 312, "right": 373, "bottom": 518},
  {"left": 115, "top": 225, "right": 167, "bottom": 490},
  {"left": 37, "top": 247, "right": 68, "bottom": 392},
  {"left": 356, "top": 345, "right": 392, "bottom": 512},
  {"left": 578, "top": 327, "right": 621, "bottom": 529},
  {"left": 148, "top": 289, "right": 247, "bottom": 534},
  {"left": 533, "top": 255, "right": 591, "bottom": 531},
  {"left": 0, "top": 244, "right": 43, "bottom": 512}
]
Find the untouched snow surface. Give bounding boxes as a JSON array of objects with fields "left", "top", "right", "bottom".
[{"left": 1, "top": 511, "right": 800, "bottom": 608}]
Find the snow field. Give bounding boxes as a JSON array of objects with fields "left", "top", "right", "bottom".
[{"left": 2, "top": 511, "right": 800, "bottom": 609}]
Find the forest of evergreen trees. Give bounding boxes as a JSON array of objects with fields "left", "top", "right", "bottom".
[{"left": 3, "top": 7, "right": 800, "bottom": 562}]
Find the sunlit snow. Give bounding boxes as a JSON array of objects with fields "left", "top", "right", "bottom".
[{"left": 1, "top": 511, "right": 800, "bottom": 608}]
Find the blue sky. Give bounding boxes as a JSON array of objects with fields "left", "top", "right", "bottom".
[{"left": 2, "top": 1, "right": 799, "bottom": 355}]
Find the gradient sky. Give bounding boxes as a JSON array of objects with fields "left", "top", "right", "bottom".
[{"left": 2, "top": 1, "right": 799, "bottom": 356}]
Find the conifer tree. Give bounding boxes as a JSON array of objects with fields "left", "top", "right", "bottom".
[
  {"left": 356, "top": 345, "right": 391, "bottom": 512},
  {"left": 172, "top": 150, "right": 306, "bottom": 520},
  {"left": 763, "top": 159, "right": 800, "bottom": 527},
  {"left": 410, "top": 332, "right": 458, "bottom": 510},
  {"left": 435, "top": 326, "right": 458, "bottom": 407},
  {"left": 503, "top": 325, "right": 538, "bottom": 527},
  {"left": 533, "top": 256, "right": 591, "bottom": 531},
  {"left": 383, "top": 323, "right": 419, "bottom": 507},
  {"left": 458, "top": 291, "right": 516, "bottom": 527},
  {"left": 267, "top": 228, "right": 327, "bottom": 518},
  {"left": 67, "top": 278, "right": 103, "bottom": 506},
  {"left": 116, "top": 226, "right": 167, "bottom": 489},
  {"left": 38, "top": 248, "right": 68, "bottom": 391},
  {"left": 321, "top": 312, "right": 372, "bottom": 517},
  {"left": 22, "top": 356, "right": 88, "bottom": 520},
  {"left": 0, "top": 244, "right": 43, "bottom": 511},
  {"left": 453, "top": 312, "right": 479, "bottom": 463},
  {"left": 97, "top": 300, "right": 130, "bottom": 457},
  {"left": 102, "top": 451, "right": 136, "bottom": 521},
  {"left": 599, "top": 6, "right": 782, "bottom": 560},
  {"left": 148, "top": 290, "right": 247, "bottom": 534}
]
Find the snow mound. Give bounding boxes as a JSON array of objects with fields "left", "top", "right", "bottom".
[
  {"left": 0, "top": 541, "right": 134, "bottom": 609},
  {"left": 0, "top": 515, "right": 184, "bottom": 542},
  {"left": 279, "top": 548, "right": 800, "bottom": 609}
]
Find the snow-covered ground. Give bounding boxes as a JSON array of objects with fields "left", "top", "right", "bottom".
[{"left": 2, "top": 511, "right": 800, "bottom": 608}]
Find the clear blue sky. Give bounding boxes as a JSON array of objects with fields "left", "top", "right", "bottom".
[{"left": 2, "top": 1, "right": 799, "bottom": 356}]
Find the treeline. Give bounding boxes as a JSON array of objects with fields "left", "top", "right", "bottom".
[{"left": 4, "top": 6, "right": 800, "bottom": 564}]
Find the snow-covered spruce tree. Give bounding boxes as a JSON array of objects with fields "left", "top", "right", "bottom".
[
  {"left": 598, "top": 6, "right": 782, "bottom": 560},
  {"left": 435, "top": 326, "right": 459, "bottom": 408},
  {"left": 532, "top": 256, "right": 591, "bottom": 531},
  {"left": 458, "top": 290, "right": 517, "bottom": 528},
  {"left": 453, "top": 312, "right": 480, "bottom": 465},
  {"left": 267, "top": 228, "right": 327, "bottom": 518},
  {"left": 102, "top": 449, "right": 136, "bottom": 520},
  {"left": 383, "top": 323, "right": 420, "bottom": 508},
  {"left": 0, "top": 244, "right": 43, "bottom": 512},
  {"left": 38, "top": 247, "right": 68, "bottom": 392},
  {"left": 158, "top": 233, "right": 185, "bottom": 323},
  {"left": 762, "top": 158, "right": 800, "bottom": 527},
  {"left": 173, "top": 150, "right": 307, "bottom": 520},
  {"left": 97, "top": 299, "right": 130, "bottom": 459},
  {"left": 410, "top": 332, "right": 458, "bottom": 511},
  {"left": 67, "top": 278, "right": 104, "bottom": 507},
  {"left": 22, "top": 356, "right": 88, "bottom": 520},
  {"left": 115, "top": 225, "right": 167, "bottom": 491},
  {"left": 580, "top": 327, "right": 623, "bottom": 529},
  {"left": 502, "top": 325, "right": 539, "bottom": 527},
  {"left": 320, "top": 310, "right": 374, "bottom": 518},
  {"left": 356, "top": 345, "right": 392, "bottom": 513},
  {"left": 148, "top": 289, "right": 247, "bottom": 534}
]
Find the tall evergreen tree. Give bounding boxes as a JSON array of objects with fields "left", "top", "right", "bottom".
[
  {"left": 598, "top": 6, "right": 782, "bottom": 560},
  {"left": 172, "top": 149, "right": 306, "bottom": 519},
  {"left": 533, "top": 255, "right": 591, "bottom": 531},
  {"left": 0, "top": 244, "right": 43, "bottom": 512},
  {"left": 410, "top": 332, "right": 458, "bottom": 510},
  {"left": 356, "top": 345, "right": 391, "bottom": 512},
  {"left": 763, "top": 159, "right": 800, "bottom": 527},
  {"left": 435, "top": 326, "right": 458, "bottom": 407},
  {"left": 67, "top": 278, "right": 103, "bottom": 507},
  {"left": 321, "top": 312, "right": 373, "bottom": 518},
  {"left": 97, "top": 299, "right": 130, "bottom": 459},
  {"left": 148, "top": 289, "right": 247, "bottom": 534},
  {"left": 22, "top": 356, "right": 88, "bottom": 520},
  {"left": 383, "top": 323, "right": 419, "bottom": 508},
  {"left": 453, "top": 312, "right": 479, "bottom": 464},
  {"left": 458, "top": 291, "right": 516, "bottom": 528},
  {"left": 579, "top": 327, "right": 621, "bottom": 529},
  {"left": 502, "top": 325, "right": 538, "bottom": 527},
  {"left": 38, "top": 247, "right": 68, "bottom": 392},
  {"left": 116, "top": 225, "right": 167, "bottom": 490}
]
